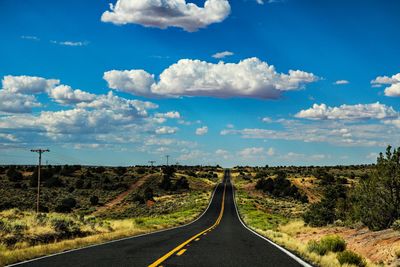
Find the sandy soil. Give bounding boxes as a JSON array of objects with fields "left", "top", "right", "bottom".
[
  {"left": 294, "top": 225, "right": 400, "bottom": 266},
  {"left": 92, "top": 174, "right": 153, "bottom": 215}
]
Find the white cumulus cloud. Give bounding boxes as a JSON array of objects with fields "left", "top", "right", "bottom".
[
  {"left": 155, "top": 126, "right": 178, "bottom": 135},
  {"left": 238, "top": 147, "right": 265, "bottom": 159},
  {"left": 104, "top": 69, "right": 156, "bottom": 97},
  {"left": 334, "top": 80, "right": 349, "bottom": 85},
  {"left": 0, "top": 91, "right": 41, "bottom": 113},
  {"left": 195, "top": 126, "right": 208, "bottom": 135},
  {"left": 295, "top": 102, "right": 397, "bottom": 121},
  {"left": 2, "top": 75, "right": 59, "bottom": 94},
  {"left": 104, "top": 57, "right": 318, "bottom": 99},
  {"left": 371, "top": 73, "right": 400, "bottom": 96},
  {"left": 49, "top": 85, "right": 96, "bottom": 104},
  {"left": 101, "top": 0, "right": 231, "bottom": 32},
  {"left": 212, "top": 51, "right": 234, "bottom": 59}
]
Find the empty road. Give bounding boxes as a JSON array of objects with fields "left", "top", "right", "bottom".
[{"left": 13, "top": 170, "right": 310, "bottom": 267}]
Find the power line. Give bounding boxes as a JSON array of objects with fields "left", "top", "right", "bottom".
[
  {"left": 31, "top": 149, "right": 50, "bottom": 213},
  {"left": 165, "top": 155, "right": 170, "bottom": 166}
]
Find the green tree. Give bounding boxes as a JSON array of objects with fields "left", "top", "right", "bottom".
[{"left": 354, "top": 146, "right": 400, "bottom": 230}]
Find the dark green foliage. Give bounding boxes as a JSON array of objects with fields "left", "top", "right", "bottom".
[
  {"left": 94, "top": 166, "right": 105, "bottom": 173},
  {"left": 43, "top": 176, "right": 64, "bottom": 188},
  {"left": 144, "top": 187, "right": 154, "bottom": 201},
  {"left": 159, "top": 166, "right": 175, "bottom": 190},
  {"left": 353, "top": 146, "right": 400, "bottom": 230},
  {"left": 89, "top": 195, "right": 99, "bottom": 206},
  {"left": 337, "top": 251, "right": 366, "bottom": 267},
  {"left": 255, "top": 172, "right": 308, "bottom": 202},
  {"left": 173, "top": 177, "right": 189, "bottom": 190},
  {"left": 75, "top": 178, "right": 84, "bottom": 189},
  {"left": 314, "top": 170, "right": 335, "bottom": 185},
  {"left": 307, "top": 235, "right": 346, "bottom": 256},
  {"left": 51, "top": 218, "right": 82, "bottom": 237},
  {"left": 115, "top": 167, "right": 127, "bottom": 176},
  {"left": 6, "top": 167, "right": 23, "bottom": 182},
  {"left": 29, "top": 168, "right": 55, "bottom": 187},
  {"left": 303, "top": 173, "right": 347, "bottom": 226},
  {"left": 132, "top": 194, "right": 145, "bottom": 204},
  {"left": 136, "top": 167, "right": 146, "bottom": 175},
  {"left": 60, "top": 165, "right": 78, "bottom": 176},
  {"left": 55, "top": 198, "right": 77, "bottom": 213}
]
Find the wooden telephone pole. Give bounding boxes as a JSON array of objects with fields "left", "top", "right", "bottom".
[{"left": 31, "top": 149, "right": 50, "bottom": 213}]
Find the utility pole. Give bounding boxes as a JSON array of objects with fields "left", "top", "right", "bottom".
[
  {"left": 148, "top": 160, "right": 156, "bottom": 167},
  {"left": 165, "top": 155, "right": 170, "bottom": 166},
  {"left": 31, "top": 149, "right": 50, "bottom": 213}
]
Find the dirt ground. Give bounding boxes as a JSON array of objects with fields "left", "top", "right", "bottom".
[{"left": 294, "top": 225, "right": 400, "bottom": 266}]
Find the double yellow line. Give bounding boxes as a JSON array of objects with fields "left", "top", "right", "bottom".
[{"left": 148, "top": 182, "right": 227, "bottom": 267}]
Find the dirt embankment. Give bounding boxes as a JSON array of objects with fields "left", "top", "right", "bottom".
[
  {"left": 92, "top": 174, "right": 153, "bottom": 215},
  {"left": 294, "top": 225, "right": 400, "bottom": 266}
]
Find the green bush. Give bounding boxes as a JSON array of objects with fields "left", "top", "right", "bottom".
[
  {"left": 6, "top": 167, "right": 23, "bottom": 182},
  {"left": 307, "top": 235, "right": 346, "bottom": 256},
  {"left": 89, "top": 195, "right": 99, "bottom": 206},
  {"left": 392, "top": 219, "right": 400, "bottom": 231},
  {"left": 51, "top": 218, "right": 81, "bottom": 237},
  {"left": 55, "top": 198, "right": 77, "bottom": 213},
  {"left": 337, "top": 250, "right": 366, "bottom": 267},
  {"left": 319, "top": 235, "right": 346, "bottom": 253},
  {"left": 307, "top": 240, "right": 327, "bottom": 255}
]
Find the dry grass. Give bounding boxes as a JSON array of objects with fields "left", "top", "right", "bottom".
[
  {"left": 0, "top": 188, "right": 213, "bottom": 266},
  {"left": 233, "top": 175, "right": 379, "bottom": 267}
]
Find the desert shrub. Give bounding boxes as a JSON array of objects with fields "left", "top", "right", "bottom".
[
  {"left": 0, "top": 218, "right": 11, "bottom": 233},
  {"left": 35, "top": 213, "right": 48, "bottom": 226},
  {"left": 29, "top": 168, "right": 54, "bottom": 186},
  {"left": 6, "top": 167, "right": 23, "bottom": 182},
  {"left": 173, "top": 177, "right": 189, "bottom": 190},
  {"left": 134, "top": 218, "right": 144, "bottom": 225},
  {"left": 307, "top": 240, "right": 327, "bottom": 255},
  {"left": 143, "top": 187, "right": 154, "bottom": 201},
  {"left": 94, "top": 166, "right": 105, "bottom": 173},
  {"left": 75, "top": 178, "right": 84, "bottom": 189},
  {"left": 255, "top": 172, "right": 307, "bottom": 202},
  {"left": 392, "top": 219, "right": 400, "bottom": 231},
  {"left": 51, "top": 218, "right": 81, "bottom": 237},
  {"left": 307, "top": 235, "right": 346, "bottom": 256},
  {"left": 132, "top": 194, "right": 145, "bottom": 204},
  {"left": 90, "top": 195, "right": 99, "bottom": 206},
  {"left": 44, "top": 176, "right": 63, "bottom": 187},
  {"left": 337, "top": 251, "right": 366, "bottom": 267},
  {"left": 159, "top": 166, "right": 175, "bottom": 190},
  {"left": 320, "top": 235, "right": 346, "bottom": 252},
  {"left": 115, "top": 167, "right": 127, "bottom": 176},
  {"left": 136, "top": 167, "right": 146, "bottom": 175},
  {"left": 55, "top": 198, "right": 77, "bottom": 213}
]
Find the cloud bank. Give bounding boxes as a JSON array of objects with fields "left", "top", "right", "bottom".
[
  {"left": 104, "top": 57, "right": 318, "bottom": 99},
  {"left": 101, "top": 0, "right": 231, "bottom": 32}
]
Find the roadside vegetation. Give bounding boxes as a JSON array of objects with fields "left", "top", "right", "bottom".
[
  {"left": 0, "top": 165, "right": 222, "bottom": 266},
  {"left": 234, "top": 146, "right": 400, "bottom": 266}
]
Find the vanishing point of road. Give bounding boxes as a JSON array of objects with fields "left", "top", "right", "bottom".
[{"left": 13, "top": 170, "right": 311, "bottom": 267}]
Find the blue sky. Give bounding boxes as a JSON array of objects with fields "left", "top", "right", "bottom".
[{"left": 1, "top": 0, "right": 400, "bottom": 166}]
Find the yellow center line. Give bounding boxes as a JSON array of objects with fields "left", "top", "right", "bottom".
[
  {"left": 176, "top": 249, "right": 187, "bottom": 256},
  {"left": 148, "top": 181, "right": 227, "bottom": 267}
]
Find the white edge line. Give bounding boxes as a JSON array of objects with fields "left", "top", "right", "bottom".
[
  {"left": 7, "top": 182, "right": 220, "bottom": 267},
  {"left": 231, "top": 175, "right": 313, "bottom": 267}
]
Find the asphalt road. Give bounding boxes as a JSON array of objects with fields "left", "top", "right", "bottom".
[{"left": 14, "top": 170, "right": 309, "bottom": 267}]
